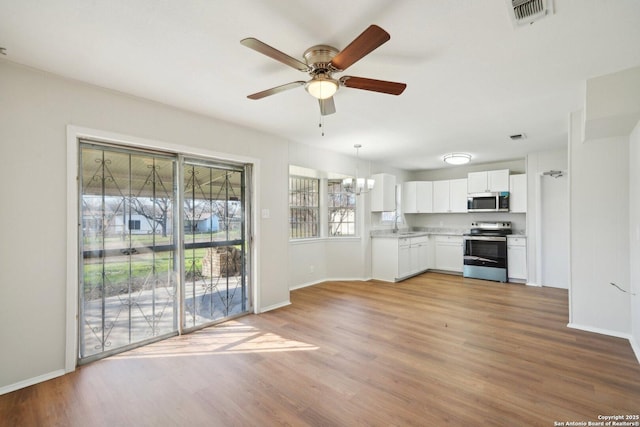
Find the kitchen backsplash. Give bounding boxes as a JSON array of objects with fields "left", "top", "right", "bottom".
[
  {"left": 370, "top": 211, "right": 526, "bottom": 234},
  {"left": 405, "top": 212, "right": 526, "bottom": 233}
]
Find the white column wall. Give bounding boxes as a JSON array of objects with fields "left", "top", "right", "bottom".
[
  {"left": 568, "top": 110, "right": 631, "bottom": 336},
  {"left": 629, "top": 120, "right": 640, "bottom": 358}
]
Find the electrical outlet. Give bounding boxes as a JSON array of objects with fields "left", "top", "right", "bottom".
[{"left": 309, "top": 265, "right": 315, "bottom": 273}]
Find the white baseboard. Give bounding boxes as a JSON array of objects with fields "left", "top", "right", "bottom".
[
  {"left": 290, "top": 280, "right": 323, "bottom": 290},
  {"left": 290, "top": 277, "right": 371, "bottom": 291},
  {"left": 258, "top": 300, "right": 291, "bottom": 313},
  {"left": 525, "top": 282, "right": 542, "bottom": 287},
  {"left": 0, "top": 369, "right": 66, "bottom": 396},
  {"left": 567, "top": 323, "right": 632, "bottom": 340}
]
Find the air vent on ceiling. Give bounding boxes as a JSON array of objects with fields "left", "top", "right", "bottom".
[
  {"left": 508, "top": 0, "right": 553, "bottom": 26},
  {"left": 509, "top": 133, "right": 527, "bottom": 141}
]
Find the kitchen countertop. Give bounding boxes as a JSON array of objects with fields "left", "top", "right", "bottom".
[{"left": 370, "top": 228, "right": 467, "bottom": 238}]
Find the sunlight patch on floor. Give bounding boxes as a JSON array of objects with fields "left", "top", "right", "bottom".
[{"left": 111, "top": 321, "right": 318, "bottom": 359}]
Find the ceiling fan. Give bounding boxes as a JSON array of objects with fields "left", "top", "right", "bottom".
[{"left": 240, "top": 25, "right": 407, "bottom": 116}]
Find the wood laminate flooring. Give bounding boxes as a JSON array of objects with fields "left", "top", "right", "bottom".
[{"left": 1, "top": 273, "right": 639, "bottom": 426}]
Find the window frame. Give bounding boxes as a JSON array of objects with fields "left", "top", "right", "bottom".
[
  {"left": 288, "top": 175, "right": 320, "bottom": 240},
  {"left": 327, "top": 178, "right": 356, "bottom": 237}
]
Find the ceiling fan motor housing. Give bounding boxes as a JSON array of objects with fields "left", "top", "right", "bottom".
[{"left": 303, "top": 45, "right": 340, "bottom": 74}]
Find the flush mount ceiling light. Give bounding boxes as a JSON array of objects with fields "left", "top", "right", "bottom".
[
  {"left": 305, "top": 74, "right": 338, "bottom": 100},
  {"left": 443, "top": 153, "right": 471, "bottom": 165}
]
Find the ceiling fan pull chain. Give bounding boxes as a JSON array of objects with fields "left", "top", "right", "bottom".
[{"left": 319, "top": 115, "right": 325, "bottom": 136}]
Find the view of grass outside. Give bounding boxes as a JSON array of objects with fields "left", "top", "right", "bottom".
[{"left": 83, "top": 231, "right": 242, "bottom": 297}]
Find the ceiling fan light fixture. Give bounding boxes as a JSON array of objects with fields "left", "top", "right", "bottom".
[
  {"left": 443, "top": 153, "right": 471, "bottom": 165},
  {"left": 305, "top": 75, "right": 338, "bottom": 100}
]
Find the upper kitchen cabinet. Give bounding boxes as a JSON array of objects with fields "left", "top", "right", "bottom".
[
  {"left": 370, "top": 173, "right": 396, "bottom": 212},
  {"left": 433, "top": 178, "right": 468, "bottom": 213},
  {"left": 509, "top": 174, "right": 527, "bottom": 213},
  {"left": 402, "top": 181, "right": 433, "bottom": 213},
  {"left": 467, "top": 169, "right": 510, "bottom": 193}
]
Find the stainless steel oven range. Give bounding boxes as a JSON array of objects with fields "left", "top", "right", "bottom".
[{"left": 463, "top": 221, "right": 511, "bottom": 282}]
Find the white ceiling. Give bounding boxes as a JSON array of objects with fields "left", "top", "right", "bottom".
[{"left": 1, "top": 0, "right": 639, "bottom": 170}]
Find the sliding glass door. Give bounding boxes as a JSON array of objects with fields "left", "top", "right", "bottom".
[
  {"left": 78, "top": 142, "right": 250, "bottom": 362},
  {"left": 79, "top": 143, "right": 179, "bottom": 360},
  {"left": 183, "top": 160, "right": 248, "bottom": 330}
]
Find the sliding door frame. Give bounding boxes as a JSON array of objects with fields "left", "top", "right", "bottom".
[{"left": 66, "top": 126, "right": 260, "bottom": 372}]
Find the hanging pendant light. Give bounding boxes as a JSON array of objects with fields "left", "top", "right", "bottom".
[{"left": 343, "top": 144, "right": 375, "bottom": 195}]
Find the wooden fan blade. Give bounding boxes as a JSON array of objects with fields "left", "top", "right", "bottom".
[
  {"left": 319, "top": 97, "right": 336, "bottom": 116},
  {"left": 241, "top": 38, "right": 310, "bottom": 72},
  {"left": 340, "top": 76, "right": 406, "bottom": 95},
  {"left": 330, "top": 25, "right": 390, "bottom": 71},
  {"left": 247, "top": 81, "right": 306, "bottom": 100}
]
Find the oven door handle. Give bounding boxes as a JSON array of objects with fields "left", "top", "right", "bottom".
[
  {"left": 463, "top": 236, "right": 507, "bottom": 242},
  {"left": 464, "top": 255, "right": 499, "bottom": 264}
]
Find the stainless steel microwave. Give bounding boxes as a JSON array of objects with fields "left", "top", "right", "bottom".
[{"left": 467, "top": 192, "right": 510, "bottom": 212}]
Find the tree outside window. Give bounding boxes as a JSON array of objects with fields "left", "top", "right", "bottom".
[
  {"left": 328, "top": 179, "right": 356, "bottom": 236},
  {"left": 289, "top": 176, "right": 319, "bottom": 239}
]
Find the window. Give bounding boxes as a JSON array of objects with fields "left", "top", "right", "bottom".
[
  {"left": 128, "top": 219, "right": 141, "bottom": 230},
  {"left": 328, "top": 179, "right": 356, "bottom": 236},
  {"left": 381, "top": 184, "right": 402, "bottom": 224},
  {"left": 289, "top": 176, "right": 319, "bottom": 239}
]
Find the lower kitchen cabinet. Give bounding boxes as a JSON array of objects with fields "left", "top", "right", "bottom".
[
  {"left": 434, "top": 235, "right": 463, "bottom": 273},
  {"left": 507, "top": 236, "right": 527, "bottom": 281},
  {"left": 372, "top": 236, "right": 430, "bottom": 282}
]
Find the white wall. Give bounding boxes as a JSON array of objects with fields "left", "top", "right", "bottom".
[
  {"left": 584, "top": 66, "right": 640, "bottom": 140},
  {"left": 629, "top": 120, "right": 640, "bottom": 358},
  {"left": 409, "top": 159, "right": 526, "bottom": 181},
  {"left": 569, "top": 110, "right": 630, "bottom": 336},
  {"left": 526, "top": 149, "right": 569, "bottom": 287},
  {"left": 0, "top": 59, "right": 291, "bottom": 391}
]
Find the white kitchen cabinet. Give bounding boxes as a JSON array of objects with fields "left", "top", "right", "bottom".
[
  {"left": 402, "top": 181, "right": 433, "bottom": 213},
  {"left": 434, "top": 235, "right": 463, "bottom": 272},
  {"left": 372, "top": 235, "right": 430, "bottom": 282},
  {"left": 410, "top": 236, "right": 430, "bottom": 274},
  {"left": 370, "top": 173, "right": 396, "bottom": 212},
  {"left": 398, "top": 240, "right": 412, "bottom": 279},
  {"left": 467, "top": 169, "right": 510, "bottom": 193},
  {"left": 433, "top": 179, "right": 467, "bottom": 213},
  {"left": 509, "top": 174, "right": 527, "bottom": 213},
  {"left": 507, "top": 236, "right": 527, "bottom": 281},
  {"left": 449, "top": 179, "right": 468, "bottom": 212},
  {"left": 432, "top": 180, "right": 450, "bottom": 213}
]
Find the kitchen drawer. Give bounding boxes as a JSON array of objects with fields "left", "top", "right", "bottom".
[
  {"left": 411, "top": 236, "right": 429, "bottom": 245},
  {"left": 507, "top": 237, "right": 526, "bottom": 246},
  {"left": 398, "top": 237, "right": 411, "bottom": 246},
  {"left": 435, "top": 235, "right": 463, "bottom": 243}
]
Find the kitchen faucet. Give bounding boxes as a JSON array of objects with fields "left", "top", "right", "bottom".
[
  {"left": 393, "top": 212, "right": 400, "bottom": 233},
  {"left": 392, "top": 186, "right": 400, "bottom": 233}
]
